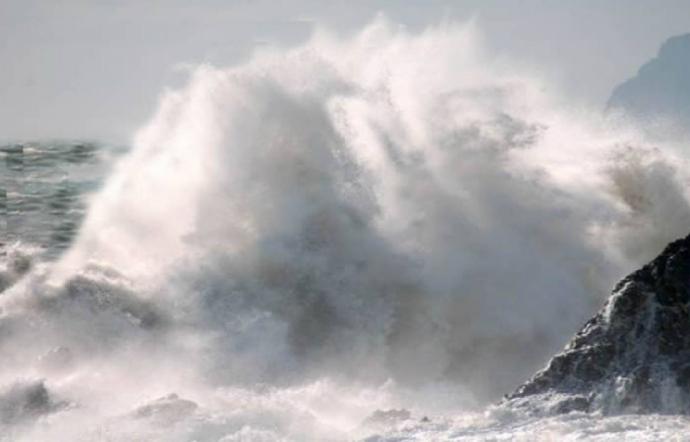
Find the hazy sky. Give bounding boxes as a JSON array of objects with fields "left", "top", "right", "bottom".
[{"left": 3, "top": 0, "right": 690, "bottom": 143}]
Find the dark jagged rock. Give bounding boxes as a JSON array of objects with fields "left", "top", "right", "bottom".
[{"left": 505, "top": 234, "right": 690, "bottom": 415}]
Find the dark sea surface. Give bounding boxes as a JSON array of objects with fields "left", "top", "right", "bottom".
[{"left": 0, "top": 141, "right": 123, "bottom": 261}]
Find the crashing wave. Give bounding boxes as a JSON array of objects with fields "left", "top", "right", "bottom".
[{"left": 5, "top": 19, "right": 690, "bottom": 440}]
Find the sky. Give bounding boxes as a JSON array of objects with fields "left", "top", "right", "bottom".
[{"left": 2, "top": 0, "right": 690, "bottom": 144}]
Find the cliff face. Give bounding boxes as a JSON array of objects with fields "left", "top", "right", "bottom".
[
  {"left": 506, "top": 234, "right": 690, "bottom": 415},
  {"left": 608, "top": 34, "right": 690, "bottom": 126}
]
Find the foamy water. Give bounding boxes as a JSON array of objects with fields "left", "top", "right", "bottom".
[{"left": 2, "top": 19, "right": 690, "bottom": 440}]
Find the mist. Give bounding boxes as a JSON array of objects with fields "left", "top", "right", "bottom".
[
  {"left": 2, "top": 18, "right": 690, "bottom": 439},
  {"left": 4, "top": 1, "right": 690, "bottom": 438}
]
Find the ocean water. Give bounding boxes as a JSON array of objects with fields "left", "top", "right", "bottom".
[
  {"left": 2, "top": 20, "right": 690, "bottom": 441},
  {"left": 1, "top": 142, "right": 124, "bottom": 259}
]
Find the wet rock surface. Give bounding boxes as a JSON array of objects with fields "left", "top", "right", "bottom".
[{"left": 505, "top": 233, "right": 690, "bottom": 415}]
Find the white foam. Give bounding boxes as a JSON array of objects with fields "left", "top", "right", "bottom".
[{"left": 3, "top": 18, "right": 690, "bottom": 440}]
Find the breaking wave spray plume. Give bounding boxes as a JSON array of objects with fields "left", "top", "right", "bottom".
[{"left": 3, "top": 19, "right": 690, "bottom": 440}]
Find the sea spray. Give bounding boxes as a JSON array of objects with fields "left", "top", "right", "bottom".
[{"left": 2, "top": 19, "right": 690, "bottom": 440}]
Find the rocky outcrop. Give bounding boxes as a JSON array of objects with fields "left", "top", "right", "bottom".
[
  {"left": 608, "top": 34, "right": 690, "bottom": 127},
  {"left": 506, "top": 234, "right": 690, "bottom": 415}
]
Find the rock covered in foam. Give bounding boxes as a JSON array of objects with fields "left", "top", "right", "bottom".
[
  {"left": 505, "top": 233, "right": 690, "bottom": 415},
  {"left": 0, "top": 380, "right": 66, "bottom": 425},
  {"left": 132, "top": 393, "right": 198, "bottom": 424},
  {"left": 0, "top": 245, "right": 34, "bottom": 293}
]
